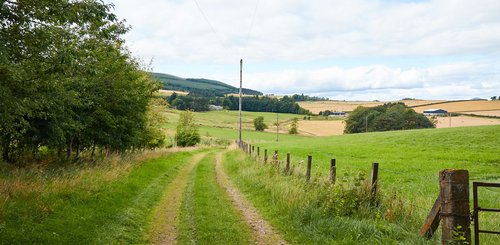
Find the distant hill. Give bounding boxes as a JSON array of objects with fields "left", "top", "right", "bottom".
[{"left": 152, "top": 72, "right": 262, "bottom": 96}]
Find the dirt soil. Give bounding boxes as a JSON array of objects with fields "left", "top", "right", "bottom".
[
  {"left": 149, "top": 153, "right": 207, "bottom": 245},
  {"left": 214, "top": 151, "right": 287, "bottom": 245}
]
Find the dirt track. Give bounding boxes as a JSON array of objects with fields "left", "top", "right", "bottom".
[
  {"left": 149, "top": 153, "right": 207, "bottom": 244},
  {"left": 214, "top": 151, "right": 286, "bottom": 245}
]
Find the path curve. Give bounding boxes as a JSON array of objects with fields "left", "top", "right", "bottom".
[
  {"left": 149, "top": 152, "right": 207, "bottom": 244},
  {"left": 214, "top": 151, "right": 287, "bottom": 245}
]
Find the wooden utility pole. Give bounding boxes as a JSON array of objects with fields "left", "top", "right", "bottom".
[{"left": 238, "top": 59, "right": 243, "bottom": 145}]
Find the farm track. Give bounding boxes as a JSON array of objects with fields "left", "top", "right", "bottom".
[
  {"left": 214, "top": 151, "right": 287, "bottom": 245},
  {"left": 148, "top": 152, "right": 207, "bottom": 244}
]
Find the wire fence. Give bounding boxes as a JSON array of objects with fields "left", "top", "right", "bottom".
[{"left": 237, "top": 140, "right": 500, "bottom": 243}]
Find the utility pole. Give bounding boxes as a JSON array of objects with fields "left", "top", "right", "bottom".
[
  {"left": 276, "top": 111, "right": 279, "bottom": 142},
  {"left": 238, "top": 59, "right": 242, "bottom": 145}
]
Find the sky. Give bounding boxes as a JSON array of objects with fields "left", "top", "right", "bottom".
[{"left": 107, "top": 0, "right": 500, "bottom": 100}]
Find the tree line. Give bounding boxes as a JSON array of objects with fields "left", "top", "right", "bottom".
[
  {"left": 0, "top": 0, "right": 163, "bottom": 163},
  {"left": 165, "top": 93, "right": 312, "bottom": 114}
]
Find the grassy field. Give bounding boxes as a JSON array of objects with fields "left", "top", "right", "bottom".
[
  {"left": 234, "top": 125, "right": 500, "bottom": 244},
  {"left": 0, "top": 149, "right": 206, "bottom": 244},
  {"left": 177, "top": 153, "right": 254, "bottom": 244}
]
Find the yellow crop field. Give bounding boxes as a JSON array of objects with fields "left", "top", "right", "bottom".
[
  {"left": 412, "top": 100, "right": 500, "bottom": 113},
  {"left": 434, "top": 115, "right": 500, "bottom": 128},
  {"left": 297, "top": 120, "right": 345, "bottom": 136},
  {"left": 298, "top": 100, "right": 444, "bottom": 114}
]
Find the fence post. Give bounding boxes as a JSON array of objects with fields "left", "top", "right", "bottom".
[
  {"left": 439, "top": 169, "right": 470, "bottom": 245},
  {"left": 330, "top": 159, "right": 336, "bottom": 184},
  {"left": 285, "top": 153, "right": 290, "bottom": 173},
  {"left": 371, "top": 163, "right": 379, "bottom": 201},
  {"left": 251, "top": 145, "right": 255, "bottom": 160},
  {"left": 306, "top": 155, "right": 312, "bottom": 182},
  {"left": 273, "top": 150, "right": 278, "bottom": 164},
  {"left": 264, "top": 149, "right": 268, "bottom": 164},
  {"left": 257, "top": 147, "right": 260, "bottom": 160}
]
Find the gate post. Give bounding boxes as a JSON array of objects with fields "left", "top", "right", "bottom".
[{"left": 439, "top": 169, "right": 471, "bottom": 244}]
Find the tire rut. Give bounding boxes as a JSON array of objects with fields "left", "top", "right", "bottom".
[
  {"left": 214, "top": 151, "right": 287, "bottom": 245},
  {"left": 149, "top": 152, "right": 207, "bottom": 245}
]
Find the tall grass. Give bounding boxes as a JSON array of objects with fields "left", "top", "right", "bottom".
[
  {"left": 223, "top": 150, "right": 434, "bottom": 244},
  {"left": 0, "top": 148, "right": 204, "bottom": 244}
]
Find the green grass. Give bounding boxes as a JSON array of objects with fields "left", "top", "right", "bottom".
[
  {"left": 230, "top": 125, "right": 500, "bottom": 244},
  {"left": 0, "top": 150, "right": 204, "bottom": 244},
  {"left": 222, "top": 150, "right": 433, "bottom": 244},
  {"left": 177, "top": 153, "right": 253, "bottom": 244}
]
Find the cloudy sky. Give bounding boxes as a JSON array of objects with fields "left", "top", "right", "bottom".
[{"left": 107, "top": 0, "right": 500, "bottom": 100}]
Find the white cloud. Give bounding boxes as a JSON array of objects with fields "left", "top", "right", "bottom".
[{"left": 107, "top": 0, "right": 500, "bottom": 100}]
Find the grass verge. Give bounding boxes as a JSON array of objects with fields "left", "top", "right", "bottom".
[
  {"left": 177, "top": 153, "right": 254, "bottom": 244},
  {"left": 0, "top": 150, "right": 202, "bottom": 244}
]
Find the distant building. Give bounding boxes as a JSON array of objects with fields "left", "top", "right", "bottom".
[
  {"left": 423, "top": 109, "right": 448, "bottom": 116},
  {"left": 208, "top": 105, "right": 223, "bottom": 111},
  {"left": 328, "top": 111, "right": 347, "bottom": 117}
]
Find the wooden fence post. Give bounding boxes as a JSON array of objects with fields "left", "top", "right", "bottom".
[
  {"left": 285, "top": 153, "right": 290, "bottom": 173},
  {"left": 257, "top": 147, "right": 260, "bottom": 160},
  {"left": 251, "top": 145, "right": 255, "bottom": 160},
  {"left": 273, "top": 150, "right": 278, "bottom": 164},
  {"left": 371, "top": 163, "right": 379, "bottom": 200},
  {"left": 330, "top": 159, "right": 336, "bottom": 184},
  {"left": 264, "top": 149, "right": 268, "bottom": 164},
  {"left": 306, "top": 155, "right": 312, "bottom": 182},
  {"left": 439, "top": 169, "right": 470, "bottom": 244}
]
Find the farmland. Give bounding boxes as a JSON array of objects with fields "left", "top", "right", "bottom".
[{"left": 1, "top": 106, "right": 499, "bottom": 244}]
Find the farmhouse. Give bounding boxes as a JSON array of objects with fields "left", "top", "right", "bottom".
[
  {"left": 423, "top": 109, "right": 448, "bottom": 116},
  {"left": 328, "top": 111, "right": 347, "bottom": 117}
]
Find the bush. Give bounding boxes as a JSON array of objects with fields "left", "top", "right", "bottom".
[
  {"left": 175, "top": 111, "right": 200, "bottom": 147},
  {"left": 289, "top": 118, "right": 299, "bottom": 134},
  {"left": 253, "top": 116, "right": 268, "bottom": 131}
]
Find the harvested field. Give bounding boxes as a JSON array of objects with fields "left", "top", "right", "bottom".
[
  {"left": 434, "top": 115, "right": 500, "bottom": 128},
  {"left": 158, "top": 89, "right": 189, "bottom": 96},
  {"left": 299, "top": 100, "right": 444, "bottom": 114},
  {"left": 298, "top": 101, "right": 383, "bottom": 114},
  {"left": 413, "top": 100, "right": 500, "bottom": 113},
  {"left": 460, "top": 110, "right": 500, "bottom": 117},
  {"left": 297, "top": 120, "right": 345, "bottom": 136}
]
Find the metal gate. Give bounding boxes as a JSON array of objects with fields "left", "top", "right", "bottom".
[{"left": 472, "top": 182, "right": 500, "bottom": 244}]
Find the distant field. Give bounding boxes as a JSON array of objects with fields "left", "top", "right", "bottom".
[
  {"left": 298, "top": 120, "right": 345, "bottom": 136},
  {"left": 461, "top": 110, "right": 500, "bottom": 117},
  {"left": 298, "top": 100, "right": 444, "bottom": 114},
  {"left": 157, "top": 89, "right": 189, "bottom": 96},
  {"left": 435, "top": 115, "right": 500, "bottom": 128},
  {"left": 412, "top": 100, "right": 500, "bottom": 113}
]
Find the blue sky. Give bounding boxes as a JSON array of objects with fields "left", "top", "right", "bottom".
[{"left": 108, "top": 0, "right": 500, "bottom": 100}]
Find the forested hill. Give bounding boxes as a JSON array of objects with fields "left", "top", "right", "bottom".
[{"left": 152, "top": 72, "right": 263, "bottom": 97}]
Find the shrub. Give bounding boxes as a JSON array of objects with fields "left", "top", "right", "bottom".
[
  {"left": 175, "top": 111, "right": 200, "bottom": 147},
  {"left": 253, "top": 116, "right": 268, "bottom": 131},
  {"left": 289, "top": 118, "right": 299, "bottom": 134}
]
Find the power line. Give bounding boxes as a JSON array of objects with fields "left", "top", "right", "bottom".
[
  {"left": 244, "top": 0, "right": 260, "bottom": 48},
  {"left": 192, "top": 0, "right": 227, "bottom": 49}
]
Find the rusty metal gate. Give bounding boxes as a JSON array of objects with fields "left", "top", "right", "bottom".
[{"left": 472, "top": 182, "right": 500, "bottom": 244}]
